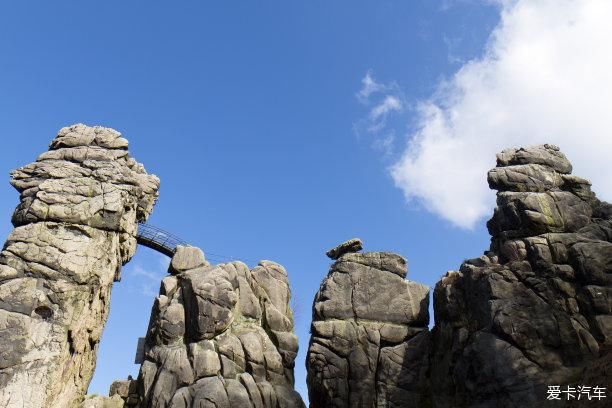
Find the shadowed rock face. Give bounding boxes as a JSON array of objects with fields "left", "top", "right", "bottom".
[
  {"left": 0, "top": 125, "right": 159, "bottom": 408},
  {"left": 431, "top": 144, "right": 612, "bottom": 407},
  {"left": 306, "top": 242, "right": 431, "bottom": 408},
  {"left": 127, "top": 246, "right": 305, "bottom": 408}
]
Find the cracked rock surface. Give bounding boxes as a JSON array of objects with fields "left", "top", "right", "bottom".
[
  {"left": 126, "top": 246, "right": 305, "bottom": 408},
  {"left": 430, "top": 145, "right": 612, "bottom": 407},
  {"left": 0, "top": 124, "right": 159, "bottom": 408},
  {"left": 306, "top": 244, "right": 430, "bottom": 407}
]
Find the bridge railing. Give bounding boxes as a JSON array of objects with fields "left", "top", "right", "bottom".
[{"left": 136, "top": 223, "right": 188, "bottom": 257}]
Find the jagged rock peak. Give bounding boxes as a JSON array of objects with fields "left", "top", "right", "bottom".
[{"left": 325, "top": 238, "right": 363, "bottom": 259}]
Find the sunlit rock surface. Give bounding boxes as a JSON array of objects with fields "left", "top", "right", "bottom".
[
  {"left": 306, "top": 240, "right": 431, "bottom": 407},
  {"left": 2, "top": 129, "right": 609, "bottom": 408},
  {"left": 123, "top": 246, "right": 305, "bottom": 408},
  {"left": 0, "top": 124, "right": 159, "bottom": 408}
]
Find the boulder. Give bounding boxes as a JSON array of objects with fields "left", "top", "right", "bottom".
[
  {"left": 169, "top": 245, "right": 208, "bottom": 274},
  {"left": 326, "top": 238, "right": 363, "bottom": 260}
]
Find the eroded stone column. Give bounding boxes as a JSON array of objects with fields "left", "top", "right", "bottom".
[
  {"left": 128, "top": 245, "right": 305, "bottom": 408},
  {"left": 430, "top": 145, "right": 612, "bottom": 407},
  {"left": 0, "top": 124, "right": 159, "bottom": 408},
  {"left": 306, "top": 239, "right": 431, "bottom": 408}
]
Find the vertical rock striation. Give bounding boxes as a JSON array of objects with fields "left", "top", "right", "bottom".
[
  {"left": 0, "top": 125, "right": 159, "bottom": 408},
  {"left": 430, "top": 145, "right": 612, "bottom": 407},
  {"left": 131, "top": 245, "right": 305, "bottom": 408},
  {"left": 306, "top": 239, "right": 430, "bottom": 407}
]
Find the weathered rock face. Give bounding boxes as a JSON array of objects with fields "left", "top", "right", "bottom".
[
  {"left": 0, "top": 125, "right": 159, "bottom": 408},
  {"left": 130, "top": 246, "right": 305, "bottom": 408},
  {"left": 82, "top": 394, "right": 125, "bottom": 408},
  {"left": 306, "top": 240, "right": 430, "bottom": 407},
  {"left": 431, "top": 145, "right": 612, "bottom": 407}
]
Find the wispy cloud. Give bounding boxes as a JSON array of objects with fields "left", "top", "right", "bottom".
[
  {"left": 369, "top": 95, "right": 402, "bottom": 130},
  {"left": 354, "top": 71, "right": 403, "bottom": 156},
  {"left": 356, "top": 71, "right": 389, "bottom": 103},
  {"left": 372, "top": 132, "right": 396, "bottom": 157},
  {"left": 158, "top": 254, "right": 170, "bottom": 272},
  {"left": 390, "top": 0, "right": 612, "bottom": 229},
  {"left": 127, "top": 253, "right": 169, "bottom": 297},
  {"left": 132, "top": 264, "right": 162, "bottom": 281}
]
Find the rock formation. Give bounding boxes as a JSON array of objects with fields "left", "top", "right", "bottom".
[
  {"left": 306, "top": 145, "right": 611, "bottom": 407},
  {"left": 126, "top": 245, "right": 305, "bottom": 408},
  {"left": 0, "top": 125, "right": 159, "bottom": 407},
  {"left": 430, "top": 144, "right": 612, "bottom": 407},
  {"left": 306, "top": 239, "right": 431, "bottom": 407},
  {"left": 82, "top": 394, "right": 125, "bottom": 408},
  {"left": 2, "top": 127, "right": 609, "bottom": 408}
]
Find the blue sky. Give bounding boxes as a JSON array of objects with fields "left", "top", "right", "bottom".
[{"left": 7, "top": 0, "right": 604, "bottom": 401}]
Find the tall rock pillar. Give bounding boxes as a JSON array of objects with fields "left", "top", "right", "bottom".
[
  {"left": 130, "top": 246, "right": 305, "bottom": 408},
  {"left": 430, "top": 145, "right": 612, "bottom": 407},
  {"left": 0, "top": 125, "right": 159, "bottom": 407},
  {"left": 306, "top": 239, "right": 431, "bottom": 407}
]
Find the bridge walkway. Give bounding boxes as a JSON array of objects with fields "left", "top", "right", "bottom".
[{"left": 135, "top": 223, "right": 188, "bottom": 257}]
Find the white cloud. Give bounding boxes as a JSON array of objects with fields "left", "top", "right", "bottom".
[
  {"left": 391, "top": 0, "right": 612, "bottom": 229},
  {"left": 357, "top": 71, "right": 388, "bottom": 103},
  {"left": 372, "top": 132, "right": 396, "bottom": 157},
  {"left": 132, "top": 264, "right": 161, "bottom": 281},
  {"left": 370, "top": 96, "right": 402, "bottom": 122},
  {"left": 355, "top": 72, "right": 403, "bottom": 154},
  {"left": 128, "top": 254, "right": 169, "bottom": 297},
  {"left": 158, "top": 254, "right": 170, "bottom": 272}
]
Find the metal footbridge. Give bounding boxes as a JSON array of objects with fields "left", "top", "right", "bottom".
[
  {"left": 136, "top": 223, "right": 188, "bottom": 257},
  {"left": 136, "top": 223, "right": 252, "bottom": 264}
]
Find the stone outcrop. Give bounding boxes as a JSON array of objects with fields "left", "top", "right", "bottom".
[
  {"left": 430, "top": 144, "right": 612, "bottom": 407},
  {"left": 129, "top": 245, "right": 305, "bottom": 408},
  {"left": 306, "top": 240, "right": 430, "bottom": 407},
  {"left": 0, "top": 125, "right": 159, "bottom": 408},
  {"left": 82, "top": 394, "right": 125, "bottom": 408},
  {"left": 107, "top": 378, "right": 138, "bottom": 406},
  {"left": 3, "top": 128, "right": 610, "bottom": 408}
]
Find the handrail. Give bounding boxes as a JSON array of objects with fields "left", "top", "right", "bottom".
[{"left": 136, "top": 223, "right": 189, "bottom": 257}]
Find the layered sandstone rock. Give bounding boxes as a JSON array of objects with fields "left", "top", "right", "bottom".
[
  {"left": 0, "top": 125, "right": 159, "bottom": 408},
  {"left": 306, "top": 240, "right": 430, "bottom": 407},
  {"left": 128, "top": 245, "right": 305, "bottom": 408},
  {"left": 430, "top": 145, "right": 612, "bottom": 407}
]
